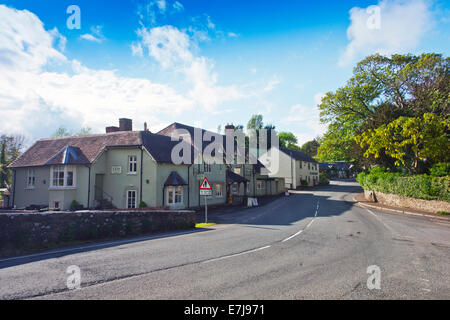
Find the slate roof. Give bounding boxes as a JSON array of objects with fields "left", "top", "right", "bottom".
[
  {"left": 164, "top": 171, "right": 188, "bottom": 186},
  {"left": 8, "top": 131, "right": 193, "bottom": 168},
  {"left": 226, "top": 170, "right": 249, "bottom": 184},
  {"left": 279, "top": 147, "right": 318, "bottom": 163}
]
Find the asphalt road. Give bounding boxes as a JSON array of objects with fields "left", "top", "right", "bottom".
[{"left": 0, "top": 181, "right": 449, "bottom": 300}]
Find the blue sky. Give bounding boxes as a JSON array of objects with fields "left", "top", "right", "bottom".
[{"left": 1, "top": 0, "right": 449, "bottom": 145}]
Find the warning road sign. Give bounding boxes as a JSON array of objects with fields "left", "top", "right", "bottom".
[{"left": 199, "top": 177, "right": 212, "bottom": 190}]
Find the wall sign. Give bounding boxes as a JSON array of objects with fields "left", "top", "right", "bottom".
[{"left": 111, "top": 166, "right": 122, "bottom": 174}]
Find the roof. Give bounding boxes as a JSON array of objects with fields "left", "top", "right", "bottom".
[
  {"left": 164, "top": 171, "right": 188, "bottom": 186},
  {"left": 8, "top": 131, "right": 193, "bottom": 168},
  {"left": 279, "top": 147, "right": 318, "bottom": 163},
  {"left": 226, "top": 170, "right": 249, "bottom": 184},
  {"left": 158, "top": 122, "right": 265, "bottom": 169},
  {"left": 319, "top": 162, "right": 353, "bottom": 171}
]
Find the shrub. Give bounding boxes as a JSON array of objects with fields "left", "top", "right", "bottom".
[
  {"left": 69, "top": 200, "right": 83, "bottom": 211},
  {"left": 139, "top": 201, "right": 148, "bottom": 208},
  {"left": 301, "top": 180, "right": 308, "bottom": 187},
  {"left": 356, "top": 168, "right": 449, "bottom": 202},
  {"left": 430, "top": 163, "right": 450, "bottom": 177},
  {"left": 319, "top": 172, "right": 330, "bottom": 185}
]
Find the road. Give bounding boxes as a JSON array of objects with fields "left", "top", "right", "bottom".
[{"left": 0, "top": 181, "right": 449, "bottom": 300}]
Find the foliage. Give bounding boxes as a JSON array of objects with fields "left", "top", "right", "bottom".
[
  {"left": 139, "top": 201, "right": 148, "bottom": 208},
  {"left": 278, "top": 132, "right": 298, "bottom": 149},
  {"left": 318, "top": 53, "right": 449, "bottom": 165},
  {"left": 51, "top": 126, "right": 92, "bottom": 138},
  {"left": 301, "top": 179, "right": 308, "bottom": 187},
  {"left": 300, "top": 139, "right": 321, "bottom": 158},
  {"left": 355, "top": 113, "right": 450, "bottom": 174},
  {"left": 319, "top": 172, "right": 330, "bottom": 185},
  {"left": 430, "top": 163, "right": 450, "bottom": 177},
  {"left": 69, "top": 200, "right": 83, "bottom": 211},
  {"left": 356, "top": 168, "right": 449, "bottom": 202},
  {"left": 0, "top": 134, "right": 25, "bottom": 187}
]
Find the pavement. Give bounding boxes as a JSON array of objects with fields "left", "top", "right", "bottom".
[
  {"left": 0, "top": 180, "right": 449, "bottom": 300},
  {"left": 353, "top": 193, "right": 450, "bottom": 222}
]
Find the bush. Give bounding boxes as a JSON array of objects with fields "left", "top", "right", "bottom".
[
  {"left": 139, "top": 201, "right": 148, "bottom": 208},
  {"left": 430, "top": 163, "right": 450, "bottom": 177},
  {"left": 357, "top": 168, "right": 449, "bottom": 202},
  {"left": 319, "top": 172, "right": 330, "bottom": 185},
  {"left": 301, "top": 180, "right": 308, "bottom": 187},
  {"left": 69, "top": 200, "right": 83, "bottom": 211}
]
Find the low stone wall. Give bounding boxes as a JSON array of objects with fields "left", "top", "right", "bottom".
[
  {"left": 364, "top": 190, "right": 450, "bottom": 214},
  {"left": 0, "top": 210, "right": 196, "bottom": 258}
]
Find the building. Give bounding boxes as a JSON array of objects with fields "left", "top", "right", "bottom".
[
  {"left": 259, "top": 147, "right": 319, "bottom": 189},
  {"left": 8, "top": 119, "right": 284, "bottom": 211},
  {"left": 319, "top": 162, "right": 354, "bottom": 179}
]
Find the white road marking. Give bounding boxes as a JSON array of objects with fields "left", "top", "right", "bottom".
[
  {"left": 282, "top": 201, "right": 319, "bottom": 243},
  {"left": 202, "top": 245, "right": 272, "bottom": 264}
]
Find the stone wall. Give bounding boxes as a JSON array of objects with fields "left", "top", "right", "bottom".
[
  {"left": 0, "top": 210, "right": 196, "bottom": 258},
  {"left": 364, "top": 190, "right": 450, "bottom": 214}
]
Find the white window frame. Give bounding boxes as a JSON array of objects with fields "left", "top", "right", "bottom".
[
  {"left": 50, "top": 165, "right": 76, "bottom": 189},
  {"left": 126, "top": 189, "right": 137, "bottom": 209},
  {"left": 128, "top": 155, "right": 137, "bottom": 174},
  {"left": 26, "top": 169, "right": 36, "bottom": 189},
  {"left": 166, "top": 186, "right": 184, "bottom": 205},
  {"left": 204, "top": 163, "right": 212, "bottom": 173}
]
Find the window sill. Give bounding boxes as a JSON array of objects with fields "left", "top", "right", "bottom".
[
  {"left": 49, "top": 187, "right": 77, "bottom": 190},
  {"left": 127, "top": 172, "right": 138, "bottom": 175}
]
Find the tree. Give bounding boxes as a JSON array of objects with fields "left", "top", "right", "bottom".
[
  {"left": 278, "top": 132, "right": 298, "bottom": 149},
  {"left": 300, "top": 138, "right": 321, "bottom": 158},
  {"left": 247, "top": 114, "right": 264, "bottom": 130},
  {"left": 51, "top": 126, "right": 92, "bottom": 137},
  {"left": 0, "top": 135, "right": 25, "bottom": 187},
  {"left": 317, "top": 53, "right": 449, "bottom": 165},
  {"left": 355, "top": 113, "right": 450, "bottom": 174}
]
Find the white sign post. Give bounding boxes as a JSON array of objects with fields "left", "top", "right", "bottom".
[{"left": 199, "top": 177, "right": 212, "bottom": 223}]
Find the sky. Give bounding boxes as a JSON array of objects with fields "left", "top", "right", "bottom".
[{"left": 0, "top": 0, "right": 449, "bottom": 147}]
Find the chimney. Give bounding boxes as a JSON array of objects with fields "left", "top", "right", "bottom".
[
  {"left": 106, "top": 126, "right": 120, "bottom": 133},
  {"left": 225, "top": 124, "right": 235, "bottom": 136},
  {"left": 144, "top": 122, "right": 149, "bottom": 132},
  {"left": 119, "top": 118, "right": 133, "bottom": 131}
]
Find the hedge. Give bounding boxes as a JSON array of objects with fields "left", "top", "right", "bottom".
[{"left": 357, "top": 168, "right": 450, "bottom": 202}]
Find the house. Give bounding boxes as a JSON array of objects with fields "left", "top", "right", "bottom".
[
  {"left": 8, "top": 119, "right": 199, "bottom": 210},
  {"left": 157, "top": 123, "right": 285, "bottom": 204},
  {"left": 8, "top": 119, "right": 284, "bottom": 211},
  {"left": 319, "top": 162, "right": 354, "bottom": 179},
  {"left": 259, "top": 147, "right": 319, "bottom": 189}
]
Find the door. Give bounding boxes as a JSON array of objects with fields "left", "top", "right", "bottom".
[{"left": 94, "top": 174, "right": 104, "bottom": 201}]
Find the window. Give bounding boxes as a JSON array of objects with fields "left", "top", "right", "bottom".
[
  {"left": 127, "top": 190, "right": 137, "bottom": 209},
  {"left": 51, "top": 166, "right": 76, "bottom": 188},
  {"left": 215, "top": 184, "right": 223, "bottom": 197},
  {"left": 167, "top": 187, "right": 183, "bottom": 205},
  {"left": 308, "top": 163, "right": 311, "bottom": 170},
  {"left": 234, "top": 167, "right": 241, "bottom": 175},
  {"left": 204, "top": 164, "right": 212, "bottom": 173},
  {"left": 300, "top": 161, "right": 303, "bottom": 169},
  {"left": 231, "top": 183, "right": 239, "bottom": 195},
  {"left": 128, "top": 156, "right": 137, "bottom": 174},
  {"left": 257, "top": 181, "right": 265, "bottom": 190},
  {"left": 27, "top": 169, "right": 36, "bottom": 188}
]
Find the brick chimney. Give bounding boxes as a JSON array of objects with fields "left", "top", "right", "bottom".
[
  {"left": 119, "top": 118, "right": 133, "bottom": 131},
  {"left": 106, "top": 126, "right": 120, "bottom": 133},
  {"left": 225, "top": 124, "right": 235, "bottom": 136}
]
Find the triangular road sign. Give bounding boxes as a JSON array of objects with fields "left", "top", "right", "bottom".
[{"left": 199, "top": 177, "right": 212, "bottom": 190}]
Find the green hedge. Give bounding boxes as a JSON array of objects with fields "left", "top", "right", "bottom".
[{"left": 357, "top": 168, "right": 450, "bottom": 202}]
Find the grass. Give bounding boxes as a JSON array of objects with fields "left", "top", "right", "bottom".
[
  {"left": 195, "top": 223, "right": 217, "bottom": 228},
  {"left": 437, "top": 211, "right": 450, "bottom": 216}
]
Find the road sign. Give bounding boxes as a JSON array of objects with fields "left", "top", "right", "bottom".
[
  {"left": 199, "top": 177, "right": 212, "bottom": 190},
  {"left": 200, "top": 190, "right": 212, "bottom": 196},
  {"left": 199, "top": 177, "right": 212, "bottom": 224}
]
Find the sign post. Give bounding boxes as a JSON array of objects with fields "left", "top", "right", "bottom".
[{"left": 199, "top": 177, "right": 212, "bottom": 223}]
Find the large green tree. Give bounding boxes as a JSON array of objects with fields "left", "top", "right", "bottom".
[
  {"left": 0, "top": 135, "right": 25, "bottom": 187},
  {"left": 317, "top": 53, "right": 449, "bottom": 166}
]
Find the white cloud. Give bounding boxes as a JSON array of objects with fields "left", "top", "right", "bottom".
[
  {"left": 80, "top": 33, "right": 102, "bottom": 43},
  {"left": 136, "top": 25, "right": 245, "bottom": 111},
  {"left": 0, "top": 5, "right": 194, "bottom": 140},
  {"left": 340, "top": 0, "right": 432, "bottom": 66},
  {"left": 80, "top": 25, "right": 104, "bottom": 43}
]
